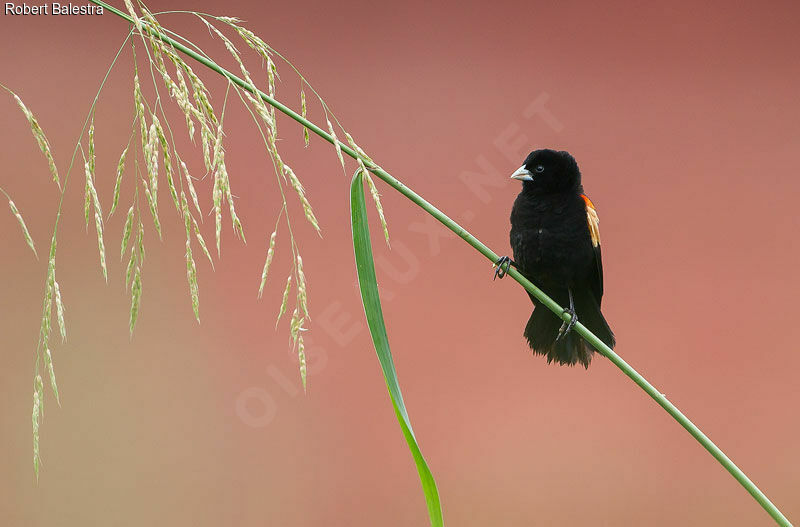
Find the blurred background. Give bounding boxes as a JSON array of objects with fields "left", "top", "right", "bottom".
[{"left": 1, "top": 0, "right": 799, "bottom": 525}]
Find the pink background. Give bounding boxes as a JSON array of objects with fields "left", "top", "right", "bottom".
[{"left": 1, "top": 1, "right": 799, "bottom": 525}]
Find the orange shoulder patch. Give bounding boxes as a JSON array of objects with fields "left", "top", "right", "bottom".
[{"left": 581, "top": 194, "right": 601, "bottom": 247}]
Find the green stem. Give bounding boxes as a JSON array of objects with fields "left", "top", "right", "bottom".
[{"left": 93, "top": 2, "right": 793, "bottom": 525}]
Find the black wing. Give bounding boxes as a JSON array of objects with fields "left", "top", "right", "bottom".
[{"left": 590, "top": 243, "right": 604, "bottom": 303}]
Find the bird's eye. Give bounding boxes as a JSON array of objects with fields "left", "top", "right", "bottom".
[{"left": 535, "top": 165, "right": 545, "bottom": 173}]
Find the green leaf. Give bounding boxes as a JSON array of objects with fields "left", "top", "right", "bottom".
[{"left": 350, "top": 170, "right": 443, "bottom": 527}]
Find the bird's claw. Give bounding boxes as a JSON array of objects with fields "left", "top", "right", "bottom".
[{"left": 493, "top": 256, "right": 512, "bottom": 280}]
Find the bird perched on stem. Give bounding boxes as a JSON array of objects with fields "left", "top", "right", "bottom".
[{"left": 494, "top": 149, "right": 615, "bottom": 367}]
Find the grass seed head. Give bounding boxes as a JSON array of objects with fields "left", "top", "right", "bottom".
[
  {"left": 11, "top": 92, "right": 60, "bottom": 189},
  {"left": 8, "top": 199, "right": 37, "bottom": 258},
  {"left": 258, "top": 231, "right": 277, "bottom": 298},
  {"left": 109, "top": 145, "right": 129, "bottom": 217}
]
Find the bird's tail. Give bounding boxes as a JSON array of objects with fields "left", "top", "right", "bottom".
[{"left": 524, "top": 291, "right": 615, "bottom": 368}]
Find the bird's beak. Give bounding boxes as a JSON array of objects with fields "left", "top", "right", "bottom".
[{"left": 510, "top": 165, "right": 533, "bottom": 181}]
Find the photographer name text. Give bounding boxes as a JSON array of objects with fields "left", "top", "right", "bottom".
[{"left": 5, "top": 2, "right": 103, "bottom": 15}]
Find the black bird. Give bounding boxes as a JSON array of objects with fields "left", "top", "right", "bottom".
[{"left": 495, "top": 149, "right": 615, "bottom": 367}]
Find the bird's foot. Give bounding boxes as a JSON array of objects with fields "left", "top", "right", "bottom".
[
  {"left": 556, "top": 290, "right": 578, "bottom": 341},
  {"left": 556, "top": 309, "right": 578, "bottom": 341},
  {"left": 493, "top": 256, "right": 513, "bottom": 280}
]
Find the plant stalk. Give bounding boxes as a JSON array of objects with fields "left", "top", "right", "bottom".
[{"left": 92, "top": 2, "right": 793, "bottom": 524}]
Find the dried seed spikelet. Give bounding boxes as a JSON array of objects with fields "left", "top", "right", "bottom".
[
  {"left": 344, "top": 132, "right": 375, "bottom": 164},
  {"left": 133, "top": 73, "right": 149, "bottom": 169},
  {"left": 35, "top": 374, "right": 44, "bottom": 417},
  {"left": 221, "top": 165, "right": 245, "bottom": 242},
  {"left": 125, "top": 245, "right": 136, "bottom": 289},
  {"left": 137, "top": 219, "right": 146, "bottom": 263},
  {"left": 153, "top": 117, "right": 179, "bottom": 213},
  {"left": 160, "top": 44, "right": 200, "bottom": 143},
  {"left": 202, "top": 19, "right": 261, "bottom": 109},
  {"left": 258, "top": 230, "right": 277, "bottom": 298},
  {"left": 244, "top": 91, "right": 274, "bottom": 130},
  {"left": 11, "top": 92, "right": 60, "bottom": 189},
  {"left": 120, "top": 205, "right": 135, "bottom": 260},
  {"left": 180, "top": 60, "right": 218, "bottom": 132},
  {"left": 289, "top": 307, "right": 304, "bottom": 344},
  {"left": 267, "top": 56, "right": 277, "bottom": 100},
  {"left": 129, "top": 265, "right": 142, "bottom": 336},
  {"left": 326, "top": 118, "right": 345, "bottom": 169},
  {"left": 180, "top": 160, "right": 201, "bottom": 215},
  {"left": 54, "top": 281, "right": 66, "bottom": 342},
  {"left": 173, "top": 66, "right": 196, "bottom": 141},
  {"left": 38, "top": 237, "right": 57, "bottom": 351},
  {"left": 212, "top": 123, "right": 225, "bottom": 169},
  {"left": 93, "top": 206, "right": 108, "bottom": 282},
  {"left": 297, "top": 334, "right": 307, "bottom": 392},
  {"left": 301, "top": 87, "right": 309, "bottom": 147},
  {"left": 296, "top": 255, "right": 309, "bottom": 318},
  {"left": 44, "top": 348, "right": 60, "bottom": 405},
  {"left": 363, "top": 165, "right": 390, "bottom": 247},
  {"left": 85, "top": 161, "right": 107, "bottom": 281},
  {"left": 140, "top": 8, "right": 168, "bottom": 74},
  {"left": 32, "top": 385, "right": 41, "bottom": 477},
  {"left": 88, "top": 119, "right": 96, "bottom": 173},
  {"left": 226, "top": 21, "right": 279, "bottom": 107},
  {"left": 8, "top": 199, "right": 37, "bottom": 257},
  {"left": 285, "top": 165, "right": 320, "bottom": 234},
  {"left": 200, "top": 122, "right": 213, "bottom": 171},
  {"left": 109, "top": 145, "right": 128, "bottom": 217},
  {"left": 181, "top": 192, "right": 200, "bottom": 321},
  {"left": 143, "top": 184, "right": 162, "bottom": 239},
  {"left": 267, "top": 133, "right": 285, "bottom": 181},
  {"left": 146, "top": 118, "right": 160, "bottom": 200},
  {"left": 83, "top": 158, "right": 92, "bottom": 228},
  {"left": 122, "top": 0, "right": 143, "bottom": 34},
  {"left": 228, "top": 22, "right": 271, "bottom": 63},
  {"left": 212, "top": 167, "right": 223, "bottom": 255},
  {"left": 275, "top": 275, "right": 292, "bottom": 327},
  {"left": 191, "top": 216, "right": 214, "bottom": 268}
]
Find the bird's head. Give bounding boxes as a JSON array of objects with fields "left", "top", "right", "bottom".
[{"left": 510, "top": 149, "right": 581, "bottom": 193}]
